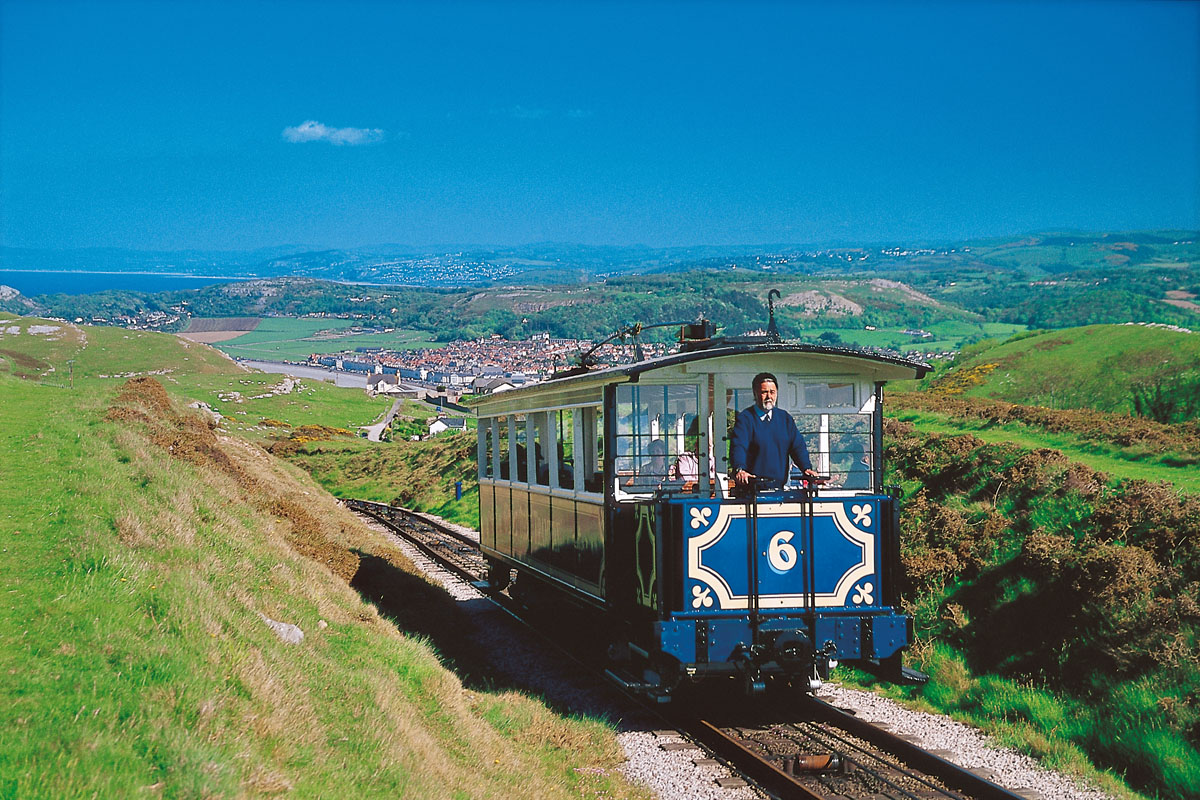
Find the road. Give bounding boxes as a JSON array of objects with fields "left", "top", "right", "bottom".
[
  {"left": 238, "top": 359, "right": 369, "bottom": 388},
  {"left": 362, "top": 398, "right": 403, "bottom": 442}
]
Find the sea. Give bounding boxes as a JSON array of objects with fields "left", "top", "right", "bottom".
[{"left": 0, "top": 270, "right": 250, "bottom": 297}]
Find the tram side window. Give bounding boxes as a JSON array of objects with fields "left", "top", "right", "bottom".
[
  {"left": 479, "top": 419, "right": 494, "bottom": 479},
  {"left": 615, "top": 384, "right": 700, "bottom": 495},
  {"left": 530, "top": 412, "right": 551, "bottom": 486},
  {"left": 556, "top": 408, "right": 574, "bottom": 489},
  {"left": 497, "top": 416, "right": 511, "bottom": 479},
  {"left": 581, "top": 406, "right": 604, "bottom": 494},
  {"left": 512, "top": 414, "right": 527, "bottom": 481}
]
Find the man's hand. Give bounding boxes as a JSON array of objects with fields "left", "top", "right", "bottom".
[
  {"left": 734, "top": 468, "right": 754, "bottom": 486},
  {"left": 802, "top": 468, "right": 826, "bottom": 483}
]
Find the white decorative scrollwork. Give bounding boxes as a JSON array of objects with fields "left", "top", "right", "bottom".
[
  {"left": 691, "top": 584, "right": 714, "bottom": 609},
  {"left": 851, "top": 582, "right": 874, "bottom": 605},
  {"left": 689, "top": 506, "right": 713, "bottom": 529},
  {"left": 851, "top": 503, "right": 872, "bottom": 527}
]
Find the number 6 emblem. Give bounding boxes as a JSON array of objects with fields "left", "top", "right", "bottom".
[{"left": 767, "top": 530, "right": 797, "bottom": 573}]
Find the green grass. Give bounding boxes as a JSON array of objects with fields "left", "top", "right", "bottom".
[
  {"left": 213, "top": 317, "right": 441, "bottom": 361},
  {"left": 280, "top": 435, "right": 480, "bottom": 529},
  {"left": 0, "top": 320, "right": 649, "bottom": 799},
  {"left": 809, "top": 321, "right": 1026, "bottom": 353},
  {"left": 0, "top": 315, "right": 237, "bottom": 384},
  {"left": 891, "top": 408, "right": 1200, "bottom": 492},
  {"left": 168, "top": 371, "right": 394, "bottom": 439},
  {"left": 943, "top": 324, "right": 1200, "bottom": 414}
]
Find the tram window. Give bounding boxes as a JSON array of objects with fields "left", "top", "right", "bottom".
[
  {"left": 497, "top": 416, "right": 511, "bottom": 479},
  {"left": 512, "top": 414, "right": 527, "bottom": 482},
  {"left": 556, "top": 408, "right": 574, "bottom": 489},
  {"left": 725, "top": 383, "right": 874, "bottom": 490},
  {"left": 801, "top": 381, "right": 855, "bottom": 409},
  {"left": 480, "top": 419, "right": 494, "bottom": 479},
  {"left": 580, "top": 406, "right": 604, "bottom": 494},
  {"left": 794, "top": 412, "right": 874, "bottom": 489},
  {"left": 615, "top": 384, "right": 700, "bottom": 495},
  {"left": 531, "top": 412, "right": 550, "bottom": 486}
]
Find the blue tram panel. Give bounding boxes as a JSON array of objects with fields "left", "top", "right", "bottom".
[
  {"left": 679, "top": 497, "right": 885, "bottom": 616},
  {"left": 652, "top": 494, "right": 910, "bottom": 669}
]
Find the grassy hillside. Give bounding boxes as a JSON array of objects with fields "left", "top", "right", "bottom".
[
  {"left": 276, "top": 435, "right": 480, "bottom": 529},
  {"left": 926, "top": 324, "right": 1200, "bottom": 416},
  {"left": 0, "top": 317, "right": 646, "bottom": 799},
  {"left": 211, "top": 317, "right": 442, "bottom": 361},
  {"left": 879, "top": 323, "right": 1200, "bottom": 800},
  {"left": 876, "top": 420, "right": 1200, "bottom": 800}
]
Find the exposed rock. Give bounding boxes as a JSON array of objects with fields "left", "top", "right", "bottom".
[
  {"left": 188, "top": 401, "right": 224, "bottom": 426},
  {"left": 259, "top": 613, "right": 304, "bottom": 645}
]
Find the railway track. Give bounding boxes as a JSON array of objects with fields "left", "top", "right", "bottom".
[{"left": 345, "top": 499, "right": 1032, "bottom": 800}]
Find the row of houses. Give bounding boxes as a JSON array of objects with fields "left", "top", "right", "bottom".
[{"left": 364, "top": 372, "right": 516, "bottom": 402}]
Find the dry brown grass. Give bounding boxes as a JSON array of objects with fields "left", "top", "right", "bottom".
[{"left": 93, "top": 376, "right": 643, "bottom": 798}]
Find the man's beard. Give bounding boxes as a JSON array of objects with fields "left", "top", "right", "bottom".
[{"left": 760, "top": 398, "right": 775, "bottom": 411}]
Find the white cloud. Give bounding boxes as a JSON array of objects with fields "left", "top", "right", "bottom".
[{"left": 282, "top": 120, "right": 384, "bottom": 146}]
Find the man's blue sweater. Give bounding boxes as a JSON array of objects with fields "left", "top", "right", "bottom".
[{"left": 728, "top": 405, "right": 812, "bottom": 489}]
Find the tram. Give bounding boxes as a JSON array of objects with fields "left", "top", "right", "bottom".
[{"left": 471, "top": 326, "right": 929, "bottom": 698}]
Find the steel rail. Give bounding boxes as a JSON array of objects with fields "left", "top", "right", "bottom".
[
  {"left": 346, "top": 499, "right": 1032, "bottom": 800},
  {"left": 344, "top": 499, "right": 488, "bottom": 587},
  {"left": 691, "top": 719, "right": 834, "bottom": 800},
  {"left": 798, "top": 696, "right": 1029, "bottom": 800}
]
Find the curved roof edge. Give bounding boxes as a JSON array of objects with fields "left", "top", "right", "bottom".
[{"left": 471, "top": 342, "right": 930, "bottom": 410}]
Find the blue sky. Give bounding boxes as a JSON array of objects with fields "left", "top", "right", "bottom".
[{"left": 1, "top": 0, "right": 1197, "bottom": 250}]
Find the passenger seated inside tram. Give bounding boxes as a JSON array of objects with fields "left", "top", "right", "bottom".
[
  {"left": 667, "top": 421, "right": 706, "bottom": 488},
  {"left": 626, "top": 439, "right": 670, "bottom": 491},
  {"left": 669, "top": 449, "right": 698, "bottom": 482}
]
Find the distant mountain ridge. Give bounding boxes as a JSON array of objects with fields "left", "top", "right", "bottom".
[{"left": 4, "top": 230, "right": 1197, "bottom": 288}]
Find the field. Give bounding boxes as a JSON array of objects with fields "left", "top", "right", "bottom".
[
  {"left": 212, "top": 317, "right": 443, "bottom": 361},
  {"left": 179, "top": 316, "right": 260, "bottom": 344},
  {"left": 7, "top": 313, "right": 1200, "bottom": 799},
  {"left": 830, "top": 321, "right": 1027, "bottom": 353},
  {"left": 168, "top": 371, "right": 394, "bottom": 440},
  {"left": 0, "top": 317, "right": 646, "bottom": 799},
  {"left": 888, "top": 407, "right": 1200, "bottom": 492},
  {"left": 933, "top": 324, "right": 1200, "bottom": 414}
]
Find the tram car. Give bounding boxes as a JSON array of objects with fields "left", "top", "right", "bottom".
[{"left": 471, "top": 330, "right": 929, "bottom": 698}]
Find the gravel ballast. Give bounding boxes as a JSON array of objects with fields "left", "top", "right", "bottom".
[{"left": 371, "top": 512, "right": 1122, "bottom": 800}]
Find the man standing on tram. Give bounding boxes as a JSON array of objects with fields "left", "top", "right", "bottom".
[{"left": 729, "top": 372, "right": 822, "bottom": 491}]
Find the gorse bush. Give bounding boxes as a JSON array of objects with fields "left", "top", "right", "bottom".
[
  {"left": 891, "top": 392, "right": 1200, "bottom": 459},
  {"left": 885, "top": 418, "right": 1200, "bottom": 799}
]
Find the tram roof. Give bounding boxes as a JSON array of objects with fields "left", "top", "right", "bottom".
[{"left": 470, "top": 342, "right": 930, "bottom": 413}]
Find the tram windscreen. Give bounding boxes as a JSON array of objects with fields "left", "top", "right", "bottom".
[
  {"left": 615, "top": 384, "right": 700, "bottom": 495},
  {"left": 725, "top": 378, "right": 874, "bottom": 491}
]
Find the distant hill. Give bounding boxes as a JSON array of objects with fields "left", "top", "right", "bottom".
[
  {"left": 927, "top": 323, "right": 1200, "bottom": 417},
  {"left": 4, "top": 229, "right": 1197, "bottom": 287},
  {"left": 5, "top": 230, "right": 1198, "bottom": 355}
]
